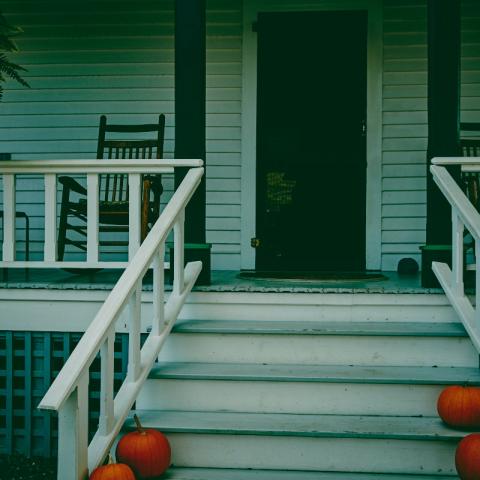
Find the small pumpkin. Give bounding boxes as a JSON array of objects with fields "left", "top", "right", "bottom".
[
  {"left": 437, "top": 386, "right": 480, "bottom": 428},
  {"left": 89, "top": 456, "right": 135, "bottom": 480},
  {"left": 456, "top": 433, "right": 480, "bottom": 479},
  {"left": 116, "top": 414, "right": 171, "bottom": 478}
]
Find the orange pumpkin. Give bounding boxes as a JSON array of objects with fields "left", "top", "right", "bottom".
[
  {"left": 89, "top": 458, "right": 135, "bottom": 480},
  {"left": 456, "top": 434, "right": 480, "bottom": 479},
  {"left": 437, "top": 386, "right": 480, "bottom": 428},
  {"left": 116, "top": 414, "right": 171, "bottom": 478}
]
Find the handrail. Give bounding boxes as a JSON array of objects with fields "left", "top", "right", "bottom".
[
  {"left": 37, "top": 165, "right": 204, "bottom": 479},
  {"left": 430, "top": 156, "right": 480, "bottom": 353},
  {"left": 0, "top": 159, "right": 202, "bottom": 269},
  {"left": 0, "top": 158, "right": 203, "bottom": 173}
]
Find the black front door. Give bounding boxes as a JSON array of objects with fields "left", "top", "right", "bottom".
[{"left": 255, "top": 11, "right": 367, "bottom": 271}]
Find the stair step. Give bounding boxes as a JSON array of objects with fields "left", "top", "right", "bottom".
[
  {"left": 140, "top": 362, "right": 473, "bottom": 416},
  {"left": 160, "top": 321, "right": 476, "bottom": 367},
  {"left": 172, "top": 320, "right": 467, "bottom": 337},
  {"left": 149, "top": 362, "right": 480, "bottom": 385},
  {"left": 128, "top": 411, "right": 462, "bottom": 474},
  {"left": 162, "top": 467, "right": 457, "bottom": 480},
  {"left": 129, "top": 410, "right": 466, "bottom": 441}
]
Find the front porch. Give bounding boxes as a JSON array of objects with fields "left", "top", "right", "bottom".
[
  {"left": 0, "top": 268, "right": 442, "bottom": 294},
  {"left": 1, "top": 1, "right": 480, "bottom": 478}
]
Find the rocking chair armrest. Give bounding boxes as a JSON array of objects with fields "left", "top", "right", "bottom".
[{"left": 58, "top": 176, "right": 88, "bottom": 196}]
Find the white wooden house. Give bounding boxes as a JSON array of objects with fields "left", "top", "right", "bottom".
[{"left": 1, "top": 1, "right": 480, "bottom": 479}]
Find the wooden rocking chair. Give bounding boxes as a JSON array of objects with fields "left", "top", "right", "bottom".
[
  {"left": 460, "top": 122, "right": 480, "bottom": 210},
  {"left": 57, "top": 114, "right": 166, "bottom": 260}
]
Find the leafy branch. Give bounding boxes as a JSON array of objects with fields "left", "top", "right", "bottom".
[{"left": 0, "top": 11, "right": 29, "bottom": 100}]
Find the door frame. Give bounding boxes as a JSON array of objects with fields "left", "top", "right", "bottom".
[{"left": 240, "top": 0, "right": 383, "bottom": 270}]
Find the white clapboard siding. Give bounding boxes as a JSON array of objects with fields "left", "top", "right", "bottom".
[
  {"left": 462, "top": 1, "right": 480, "bottom": 127},
  {"left": 2, "top": 0, "right": 479, "bottom": 272},
  {"left": 381, "top": 0, "right": 480, "bottom": 271},
  {"left": 0, "top": 0, "right": 242, "bottom": 269},
  {"left": 382, "top": 0, "right": 429, "bottom": 271}
]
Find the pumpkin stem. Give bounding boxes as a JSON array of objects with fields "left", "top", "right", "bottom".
[
  {"left": 133, "top": 413, "right": 145, "bottom": 433},
  {"left": 107, "top": 454, "right": 113, "bottom": 465}
]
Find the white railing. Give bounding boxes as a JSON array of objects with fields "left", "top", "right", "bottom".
[
  {"left": 34, "top": 162, "right": 203, "bottom": 479},
  {"left": 431, "top": 157, "right": 480, "bottom": 352},
  {"left": 0, "top": 159, "right": 202, "bottom": 268}
]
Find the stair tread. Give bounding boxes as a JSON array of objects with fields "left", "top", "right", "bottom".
[
  {"left": 149, "top": 362, "right": 480, "bottom": 385},
  {"left": 162, "top": 467, "right": 457, "bottom": 480},
  {"left": 172, "top": 320, "right": 467, "bottom": 337},
  {"left": 129, "top": 410, "right": 468, "bottom": 441}
]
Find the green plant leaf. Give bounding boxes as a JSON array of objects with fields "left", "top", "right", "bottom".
[{"left": 0, "top": 11, "right": 29, "bottom": 94}]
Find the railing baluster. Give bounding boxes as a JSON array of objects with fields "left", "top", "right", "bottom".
[
  {"left": 57, "top": 375, "right": 89, "bottom": 480},
  {"left": 173, "top": 210, "right": 185, "bottom": 295},
  {"left": 2, "top": 174, "right": 16, "bottom": 261},
  {"left": 87, "top": 174, "right": 99, "bottom": 263},
  {"left": 128, "top": 173, "right": 142, "bottom": 260},
  {"left": 35, "top": 165, "right": 204, "bottom": 477},
  {"left": 152, "top": 244, "right": 165, "bottom": 335},
  {"left": 99, "top": 328, "right": 115, "bottom": 436},
  {"left": 44, "top": 174, "right": 57, "bottom": 262},
  {"left": 127, "top": 282, "right": 141, "bottom": 382},
  {"left": 476, "top": 241, "right": 480, "bottom": 328},
  {"left": 452, "top": 209, "right": 464, "bottom": 295}
]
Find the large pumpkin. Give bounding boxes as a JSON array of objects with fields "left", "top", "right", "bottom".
[
  {"left": 90, "top": 459, "right": 135, "bottom": 480},
  {"left": 456, "top": 434, "right": 480, "bottom": 479},
  {"left": 437, "top": 386, "right": 480, "bottom": 428},
  {"left": 116, "top": 414, "right": 171, "bottom": 478}
]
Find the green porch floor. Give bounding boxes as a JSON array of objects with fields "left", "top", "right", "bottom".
[{"left": 0, "top": 269, "right": 443, "bottom": 294}]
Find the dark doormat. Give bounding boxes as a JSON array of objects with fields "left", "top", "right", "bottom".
[{"left": 238, "top": 271, "right": 388, "bottom": 282}]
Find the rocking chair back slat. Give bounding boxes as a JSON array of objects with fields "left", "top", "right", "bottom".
[
  {"left": 460, "top": 122, "right": 480, "bottom": 211},
  {"left": 56, "top": 114, "right": 166, "bottom": 261}
]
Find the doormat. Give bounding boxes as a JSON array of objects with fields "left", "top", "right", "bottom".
[{"left": 238, "top": 271, "right": 388, "bottom": 282}]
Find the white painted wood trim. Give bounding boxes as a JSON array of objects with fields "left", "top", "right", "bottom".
[
  {"left": 241, "top": 0, "right": 383, "bottom": 270},
  {"left": 127, "top": 283, "right": 142, "bottom": 382},
  {"left": 431, "top": 162, "right": 480, "bottom": 354},
  {"left": 57, "top": 375, "right": 89, "bottom": 480},
  {"left": 240, "top": 0, "right": 259, "bottom": 269},
  {"left": 128, "top": 173, "right": 141, "bottom": 260},
  {"left": 431, "top": 157, "right": 480, "bottom": 173},
  {"left": 44, "top": 174, "right": 57, "bottom": 262},
  {"left": 99, "top": 329, "right": 115, "bottom": 437},
  {"left": 174, "top": 210, "right": 185, "bottom": 296},
  {"left": 451, "top": 212, "right": 464, "bottom": 296},
  {"left": 2, "top": 174, "right": 16, "bottom": 262},
  {"left": 430, "top": 165, "right": 480, "bottom": 239},
  {"left": 152, "top": 245, "right": 165, "bottom": 336},
  {"left": 432, "top": 262, "right": 480, "bottom": 352},
  {"left": 39, "top": 167, "right": 203, "bottom": 410},
  {"left": 0, "top": 260, "right": 131, "bottom": 269},
  {"left": 365, "top": 0, "right": 383, "bottom": 270},
  {"left": 0, "top": 159, "right": 202, "bottom": 174},
  {"left": 38, "top": 167, "right": 203, "bottom": 474},
  {"left": 86, "top": 261, "right": 202, "bottom": 473},
  {"left": 86, "top": 174, "right": 99, "bottom": 264}
]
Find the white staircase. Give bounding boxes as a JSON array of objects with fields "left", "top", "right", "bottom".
[{"left": 125, "top": 294, "right": 479, "bottom": 479}]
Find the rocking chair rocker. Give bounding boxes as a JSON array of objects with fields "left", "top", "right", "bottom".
[{"left": 57, "top": 114, "right": 166, "bottom": 260}]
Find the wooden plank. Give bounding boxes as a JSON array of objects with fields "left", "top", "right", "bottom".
[
  {"left": 136, "top": 467, "right": 455, "bottom": 480},
  {"left": 171, "top": 320, "right": 467, "bottom": 337},
  {"left": 24, "top": 332, "right": 33, "bottom": 457},
  {"left": 148, "top": 362, "right": 480, "bottom": 385},
  {"left": 128, "top": 409, "right": 469, "bottom": 440},
  {"left": 4, "top": 332, "right": 13, "bottom": 454}
]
